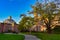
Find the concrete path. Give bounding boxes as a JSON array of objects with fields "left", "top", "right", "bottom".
[
  {"left": 24, "top": 35, "right": 40, "bottom": 40},
  {"left": 4, "top": 33, "right": 41, "bottom": 40}
]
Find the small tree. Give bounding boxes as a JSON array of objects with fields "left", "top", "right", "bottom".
[{"left": 18, "top": 14, "right": 34, "bottom": 32}]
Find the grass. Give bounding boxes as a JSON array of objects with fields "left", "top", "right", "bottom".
[
  {"left": 21, "top": 32, "right": 60, "bottom": 40},
  {"left": 31, "top": 32, "right": 60, "bottom": 40},
  {"left": 0, "top": 34, "right": 24, "bottom": 40}
]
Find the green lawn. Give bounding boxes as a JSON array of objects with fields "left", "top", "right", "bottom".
[
  {"left": 0, "top": 34, "right": 24, "bottom": 40},
  {"left": 32, "top": 32, "right": 60, "bottom": 40}
]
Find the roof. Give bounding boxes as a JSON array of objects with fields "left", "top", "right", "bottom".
[{"left": 3, "top": 16, "right": 16, "bottom": 24}]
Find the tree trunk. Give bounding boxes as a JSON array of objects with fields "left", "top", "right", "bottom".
[
  {"left": 47, "top": 26, "right": 52, "bottom": 33},
  {"left": 46, "top": 22, "right": 52, "bottom": 33}
]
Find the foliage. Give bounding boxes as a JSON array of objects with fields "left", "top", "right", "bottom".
[
  {"left": 53, "top": 26, "right": 60, "bottom": 34},
  {"left": 19, "top": 1, "right": 60, "bottom": 33},
  {"left": 29, "top": 1, "right": 58, "bottom": 33},
  {"left": 18, "top": 15, "right": 34, "bottom": 31}
]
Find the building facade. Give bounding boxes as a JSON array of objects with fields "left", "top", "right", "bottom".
[{"left": 0, "top": 16, "right": 18, "bottom": 33}]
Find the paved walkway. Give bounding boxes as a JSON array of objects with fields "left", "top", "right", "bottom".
[
  {"left": 4, "top": 33, "right": 41, "bottom": 40},
  {"left": 24, "top": 35, "right": 40, "bottom": 40}
]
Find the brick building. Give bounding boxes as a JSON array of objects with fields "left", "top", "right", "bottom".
[{"left": 0, "top": 16, "right": 18, "bottom": 33}]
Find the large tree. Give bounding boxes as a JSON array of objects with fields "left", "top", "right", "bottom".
[
  {"left": 42, "top": 2, "right": 57, "bottom": 33},
  {"left": 28, "top": 1, "right": 57, "bottom": 33}
]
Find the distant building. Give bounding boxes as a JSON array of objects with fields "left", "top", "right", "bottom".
[
  {"left": 52, "top": 14, "right": 60, "bottom": 27},
  {"left": 0, "top": 16, "right": 18, "bottom": 33}
]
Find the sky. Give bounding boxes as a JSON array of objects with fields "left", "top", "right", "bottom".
[
  {"left": 0, "top": 0, "right": 56, "bottom": 23},
  {"left": 0, "top": 0, "right": 37, "bottom": 23}
]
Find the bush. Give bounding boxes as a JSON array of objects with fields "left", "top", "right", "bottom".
[{"left": 53, "top": 26, "right": 60, "bottom": 33}]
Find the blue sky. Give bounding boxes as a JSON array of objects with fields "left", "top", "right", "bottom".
[
  {"left": 0, "top": 0, "right": 37, "bottom": 23},
  {"left": 0, "top": 0, "right": 54, "bottom": 23}
]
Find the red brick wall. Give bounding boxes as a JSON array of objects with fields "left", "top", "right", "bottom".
[{"left": 0, "top": 23, "right": 18, "bottom": 33}]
